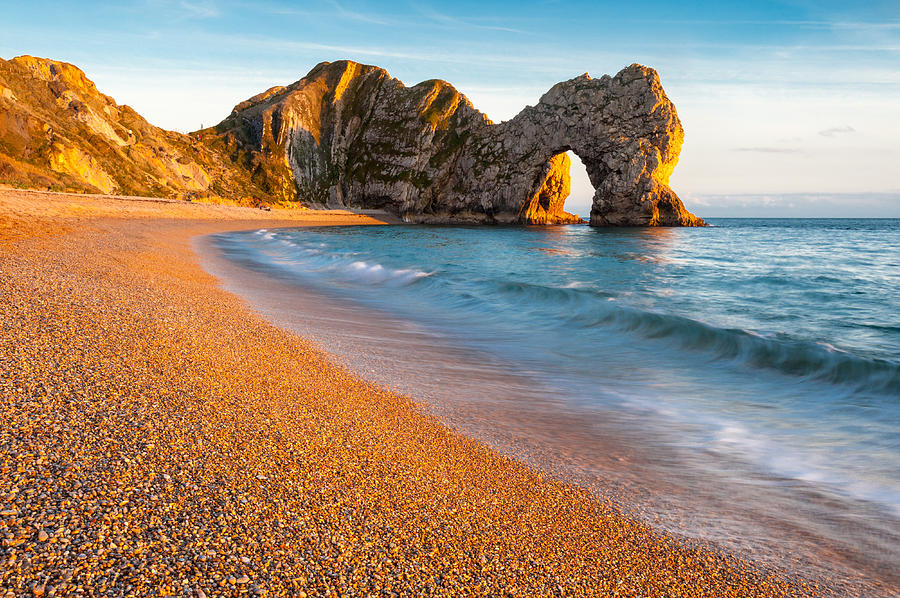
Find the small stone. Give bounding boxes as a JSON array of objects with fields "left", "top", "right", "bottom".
[
  {"left": 240, "top": 556, "right": 250, "bottom": 564},
  {"left": 196, "top": 590, "right": 207, "bottom": 598},
  {"left": 236, "top": 575, "right": 250, "bottom": 584},
  {"left": 37, "top": 530, "right": 49, "bottom": 542}
]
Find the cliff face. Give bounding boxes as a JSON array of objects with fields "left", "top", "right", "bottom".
[
  {"left": 214, "top": 60, "right": 703, "bottom": 226},
  {"left": 209, "top": 61, "right": 515, "bottom": 214},
  {"left": 0, "top": 55, "right": 702, "bottom": 225},
  {"left": 0, "top": 56, "right": 260, "bottom": 200}
]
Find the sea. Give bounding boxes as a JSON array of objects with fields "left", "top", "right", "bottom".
[{"left": 201, "top": 218, "right": 900, "bottom": 594}]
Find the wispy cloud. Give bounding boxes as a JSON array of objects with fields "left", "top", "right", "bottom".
[
  {"left": 179, "top": 0, "right": 219, "bottom": 19},
  {"left": 177, "top": 31, "right": 571, "bottom": 73},
  {"left": 819, "top": 125, "right": 856, "bottom": 137},
  {"left": 411, "top": 4, "right": 528, "bottom": 34},
  {"left": 327, "top": 0, "right": 392, "bottom": 26},
  {"left": 239, "top": 0, "right": 516, "bottom": 31},
  {"left": 831, "top": 21, "right": 900, "bottom": 31},
  {"left": 615, "top": 18, "right": 900, "bottom": 32},
  {"left": 733, "top": 147, "right": 803, "bottom": 154}
]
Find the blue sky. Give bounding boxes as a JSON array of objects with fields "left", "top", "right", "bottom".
[{"left": 2, "top": 0, "right": 899, "bottom": 216}]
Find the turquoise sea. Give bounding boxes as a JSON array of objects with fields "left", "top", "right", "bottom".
[{"left": 207, "top": 219, "right": 900, "bottom": 592}]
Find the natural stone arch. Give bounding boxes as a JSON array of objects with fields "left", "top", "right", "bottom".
[
  {"left": 444, "top": 64, "right": 704, "bottom": 226},
  {"left": 215, "top": 60, "right": 704, "bottom": 226}
]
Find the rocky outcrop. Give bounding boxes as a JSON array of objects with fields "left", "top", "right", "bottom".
[
  {"left": 0, "top": 55, "right": 262, "bottom": 200},
  {"left": 520, "top": 153, "right": 581, "bottom": 225},
  {"left": 214, "top": 60, "right": 703, "bottom": 226},
  {"left": 0, "top": 55, "right": 703, "bottom": 225},
  {"left": 456, "top": 66, "right": 704, "bottom": 226}
]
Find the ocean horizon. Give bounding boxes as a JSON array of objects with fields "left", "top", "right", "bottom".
[{"left": 564, "top": 193, "right": 900, "bottom": 221}]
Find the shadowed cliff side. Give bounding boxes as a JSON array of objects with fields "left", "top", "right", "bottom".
[{"left": 213, "top": 60, "right": 703, "bottom": 226}]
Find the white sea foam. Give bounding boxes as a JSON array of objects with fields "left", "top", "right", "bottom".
[
  {"left": 345, "top": 260, "right": 431, "bottom": 286},
  {"left": 709, "top": 419, "right": 900, "bottom": 515}
]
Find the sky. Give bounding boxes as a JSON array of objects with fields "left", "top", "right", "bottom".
[{"left": 2, "top": 0, "right": 899, "bottom": 217}]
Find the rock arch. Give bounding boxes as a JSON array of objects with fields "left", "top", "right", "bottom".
[
  {"left": 443, "top": 64, "right": 704, "bottom": 226},
  {"left": 215, "top": 60, "right": 704, "bottom": 226}
]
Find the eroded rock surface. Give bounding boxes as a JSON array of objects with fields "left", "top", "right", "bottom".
[
  {"left": 0, "top": 55, "right": 703, "bottom": 225},
  {"left": 0, "top": 56, "right": 261, "bottom": 199},
  {"left": 214, "top": 60, "right": 703, "bottom": 226}
]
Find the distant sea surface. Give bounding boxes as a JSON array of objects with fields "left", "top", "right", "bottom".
[{"left": 205, "top": 219, "right": 900, "bottom": 593}]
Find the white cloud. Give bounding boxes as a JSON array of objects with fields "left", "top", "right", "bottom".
[
  {"left": 733, "top": 147, "right": 804, "bottom": 154},
  {"left": 818, "top": 125, "right": 856, "bottom": 137},
  {"left": 179, "top": 0, "right": 219, "bottom": 19}
]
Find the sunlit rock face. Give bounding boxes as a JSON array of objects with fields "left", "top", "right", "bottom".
[
  {"left": 212, "top": 61, "right": 499, "bottom": 215},
  {"left": 0, "top": 54, "right": 701, "bottom": 223},
  {"left": 466, "top": 65, "right": 705, "bottom": 227},
  {"left": 0, "top": 56, "right": 259, "bottom": 199},
  {"left": 216, "top": 60, "right": 703, "bottom": 226},
  {"left": 521, "top": 153, "right": 582, "bottom": 225}
]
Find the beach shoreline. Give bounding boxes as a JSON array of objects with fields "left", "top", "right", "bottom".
[
  {"left": 0, "top": 189, "right": 844, "bottom": 596},
  {"left": 198, "top": 223, "right": 900, "bottom": 597}
]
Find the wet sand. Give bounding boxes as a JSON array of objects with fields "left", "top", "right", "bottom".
[{"left": 1, "top": 189, "right": 825, "bottom": 596}]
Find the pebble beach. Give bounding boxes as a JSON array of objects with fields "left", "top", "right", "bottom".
[{"left": 0, "top": 189, "right": 825, "bottom": 597}]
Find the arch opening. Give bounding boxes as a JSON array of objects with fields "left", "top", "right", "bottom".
[
  {"left": 520, "top": 151, "right": 585, "bottom": 225},
  {"left": 565, "top": 150, "right": 594, "bottom": 221}
]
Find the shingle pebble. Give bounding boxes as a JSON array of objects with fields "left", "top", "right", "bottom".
[{"left": 0, "top": 190, "right": 853, "bottom": 597}]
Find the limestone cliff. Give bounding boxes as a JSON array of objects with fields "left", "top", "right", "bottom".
[
  {"left": 213, "top": 60, "right": 703, "bottom": 226},
  {"left": 0, "top": 55, "right": 262, "bottom": 200},
  {"left": 0, "top": 55, "right": 703, "bottom": 225}
]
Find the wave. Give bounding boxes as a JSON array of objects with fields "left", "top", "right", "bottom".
[
  {"left": 232, "top": 228, "right": 900, "bottom": 397},
  {"left": 711, "top": 421, "right": 900, "bottom": 515},
  {"left": 232, "top": 232, "right": 433, "bottom": 289},
  {"left": 589, "top": 304, "right": 900, "bottom": 396},
  {"left": 475, "top": 280, "right": 900, "bottom": 395},
  {"left": 346, "top": 260, "right": 432, "bottom": 286}
]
